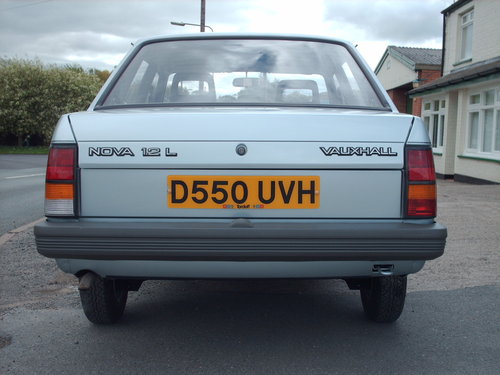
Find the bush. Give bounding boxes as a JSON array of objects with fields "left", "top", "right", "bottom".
[{"left": 0, "top": 59, "right": 103, "bottom": 146}]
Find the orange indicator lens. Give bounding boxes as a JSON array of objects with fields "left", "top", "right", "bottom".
[
  {"left": 407, "top": 184, "right": 436, "bottom": 217},
  {"left": 408, "top": 184, "right": 436, "bottom": 199},
  {"left": 45, "top": 183, "right": 74, "bottom": 200}
]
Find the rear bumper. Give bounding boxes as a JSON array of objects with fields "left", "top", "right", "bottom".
[
  {"left": 35, "top": 219, "right": 446, "bottom": 262},
  {"left": 54, "top": 258, "right": 426, "bottom": 279}
]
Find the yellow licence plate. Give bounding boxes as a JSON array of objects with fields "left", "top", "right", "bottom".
[{"left": 168, "top": 176, "right": 320, "bottom": 209}]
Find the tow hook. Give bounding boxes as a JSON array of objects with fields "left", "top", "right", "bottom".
[{"left": 372, "top": 264, "right": 394, "bottom": 276}]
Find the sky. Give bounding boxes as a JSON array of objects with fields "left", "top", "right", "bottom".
[{"left": 0, "top": 0, "right": 454, "bottom": 71}]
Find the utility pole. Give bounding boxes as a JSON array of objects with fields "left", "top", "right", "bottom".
[{"left": 200, "top": 0, "right": 206, "bottom": 32}]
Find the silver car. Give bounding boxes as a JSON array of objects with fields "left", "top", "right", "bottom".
[{"left": 35, "top": 34, "right": 447, "bottom": 324}]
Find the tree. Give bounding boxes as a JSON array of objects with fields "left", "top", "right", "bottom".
[
  {"left": 0, "top": 59, "right": 102, "bottom": 146},
  {"left": 90, "top": 68, "right": 111, "bottom": 84}
]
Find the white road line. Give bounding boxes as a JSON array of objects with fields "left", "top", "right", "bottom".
[
  {"left": 0, "top": 217, "right": 45, "bottom": 247},
  {"left": 4, "top": 173, "right": 45, "bottom": 180}
]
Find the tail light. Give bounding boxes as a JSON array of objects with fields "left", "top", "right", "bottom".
[
  {"left": 405, "top": 147, "right": 436, "bottom": 218},
  {"left": 45, "top": 144, "right": 77, "bottom": 216}
]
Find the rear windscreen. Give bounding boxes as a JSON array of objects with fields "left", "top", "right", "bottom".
[{"left": 100, "top": 38, "right": 386, "bottom": 109}]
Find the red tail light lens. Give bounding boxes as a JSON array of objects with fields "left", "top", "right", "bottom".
[
  {"left": 45, "top": 145, "right": 77, "bottom": 216},
  {"left": 47, "top": 147, "right": 75, "bottom": 180},
  {"left": 406, "top": 147, "right": 436, "bottom": 218},
  {"left": 408, "top": 149, "right": 435, "bottom": 181}
]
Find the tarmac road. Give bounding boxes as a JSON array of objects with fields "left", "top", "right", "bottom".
[
  {"left": 0, "top": 178, "right": 499, "bottom": 374},
  {"left": 0, "top": 154, "right": 46, "bottom": 235}
]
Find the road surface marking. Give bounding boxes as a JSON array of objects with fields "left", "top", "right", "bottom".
[
  {"left": 0, "top": 217, "right": 45, "bottom": 247},
  {"left": 5, "top": 173, "right": 45, "bottom": 180}
]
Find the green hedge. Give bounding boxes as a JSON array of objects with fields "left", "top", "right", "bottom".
[{"left": 0, "top": 59, "right": 106, "bottom": 146}]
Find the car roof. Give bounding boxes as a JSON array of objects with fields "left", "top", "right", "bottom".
[{"left": 132, "top": 33, "right": 353, "bottom": 48}]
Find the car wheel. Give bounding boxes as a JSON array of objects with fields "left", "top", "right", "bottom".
[
  {"left": 360, "top": 275, "right": 407, "bottom": 323},
  {"left": 79, "top": 272, "right": 128, "bottom": 324}
]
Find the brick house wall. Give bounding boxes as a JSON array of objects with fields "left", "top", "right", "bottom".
[
  {"left": 409, "top": 0, "right": 500, "bottom": 183},
  {"left": 375, "top": 46, "right": 442, "bottom": 115},
  {"left": 419, "top": 69, "right": 441, "bottom": 83},
  {"left": 412, "top": 69, "right": 442, "bottom": 116},
  {"left": 387, "top": 87, "right": 409, "bottom": 113},
  {"left": 412, "top": 97, "right": 423, "bottom": 117},
  {"left": 386, "top": 69, "right": 441, "bottom": 115},
  {"left": 442, "top": 0, "right": 500, "bottom": 75}
]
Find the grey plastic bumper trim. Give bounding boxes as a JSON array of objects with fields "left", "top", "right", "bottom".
[
  {"left": 35, "top": 220, "right": 447, "bottom": 262},
  {"left": 55, "top": 258, "right": 426, "bottom": 278}
]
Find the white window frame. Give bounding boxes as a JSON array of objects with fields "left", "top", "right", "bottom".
[
  {"left": 422, "top": 97, "right": 446, "bottom": 152},
  {"left": 459, "top": 9, "right": 474, "bottom": 62},
  {"left": 466, "top": 87, "right": 500, "bottom": 159}
]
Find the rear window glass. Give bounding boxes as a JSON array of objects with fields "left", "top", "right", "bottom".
[{"left": 100, "top": 38, "right": 385, "bottom": 109}]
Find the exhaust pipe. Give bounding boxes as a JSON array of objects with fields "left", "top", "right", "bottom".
[
  {"left": 372, "top": 264, "right": 394, "bottom": 276},
  {"left": 78, "top": 272, "right": 97, "bottom": 291}
]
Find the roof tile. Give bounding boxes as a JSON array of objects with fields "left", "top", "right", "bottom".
[{"left": 390, "top": 46, "right": 442, "bottom": 66}]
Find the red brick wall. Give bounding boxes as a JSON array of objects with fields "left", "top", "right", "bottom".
[
  {"left": 419, "top": 69, "right": 441, "bottom": 83},
  {"left": 411, "top": 69, "right": 441, "bottom": 117},
  {"left": 384, "top": 69, "right": 441, "bottom": 116},
  {"left": 412, "top": 97, "right": 423, "bottom": 117},
  {"left": 388, "top": 87, "right": 409, "bottom": 113}
]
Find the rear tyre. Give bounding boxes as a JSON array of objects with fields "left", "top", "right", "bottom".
[
  {"left": 360, "top": 275, "right": 407, "bottom": 323},
  {"left": 79, "top": 273, "right": 128, "bottom": 324}
]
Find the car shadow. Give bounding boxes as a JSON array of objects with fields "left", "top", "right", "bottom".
[{"left": 112, "top": 278, "right": 390, "bottom": 336}]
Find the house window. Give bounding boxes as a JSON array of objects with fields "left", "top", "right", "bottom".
[
  {"left": 422, "top": 98, "right": 446, "bottom": 151},
  {"left": 468, "top": 112, "right": 479, "bottom": 149},
  {"left": 460, "top": 10, "right": 473, "bottom": 61},
  {"left": 470, "top": 94, "right": 480, "bottom": 104},
  {"left": 466, "top": 88, "right": 500, "bottom": 157}
]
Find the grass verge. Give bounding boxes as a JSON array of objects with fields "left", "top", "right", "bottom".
[{"left": 0, "top": 146, "right": 49, "bottom": 155}]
